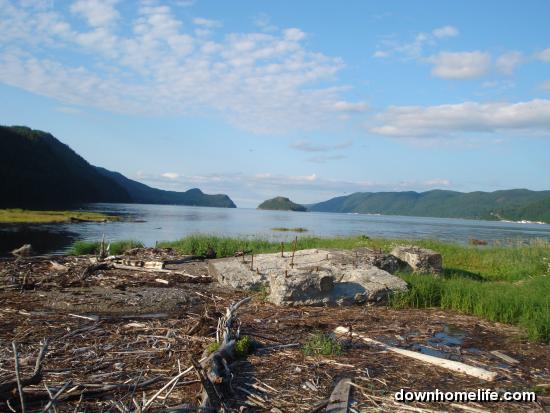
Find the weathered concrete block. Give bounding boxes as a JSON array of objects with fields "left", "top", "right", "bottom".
[
  {"left": 208, "top": 248, "right": 409, "bottom": 306},
  {"left": 269, "top": 269, "right": 336, "bottom": 306},
  {"left": 390, "top": 245, "right": 442, "bottom": 274}
]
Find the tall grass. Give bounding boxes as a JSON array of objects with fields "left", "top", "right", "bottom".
[
  {"left": 68, "top": 240, "right": 144, "bottom": 256},
  {"left": 391, "top": 274, "right": 550, "bottom": 342},
  {"left": 157, "top": 234, "right": 375, "bottom": 258}
]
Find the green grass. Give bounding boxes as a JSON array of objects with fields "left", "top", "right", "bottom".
[
  {"left": 158, "top": 234, "right": 550, "bottom": 342},
  {"left": 391, "top": 274, "right": 550, "bottom": 342},
  {"left": 302, "top": 332, "right": 343, "bottom": 356},
  {"left": 157, "top": 234, "right": 373, "bottom": 258},
  {"left": 206, "top": 336, "right": 252, "bottom": 357},
  {"left": 68, "top": 240, "right": 144, "bottom": 256},
  {"left": 234, "top": 335, "right": 253, "bottom": 357},
  {"left": 250, "top": 284, "right": 270, "bottom": 302},
  {"left": 0, "top": 208, "right": 119, "bottom": 223}
]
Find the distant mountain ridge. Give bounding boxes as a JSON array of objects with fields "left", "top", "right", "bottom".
[
  {"left": 0, "top": 125, "right": 236, "bottom": 208},
  {"left": 308, "top": 190, "right": 550, "bottom": 222},
  {"left": 95, "top": 167, "right": 236, "bottom": 207},
  {"left": 258, "top": 196, "right": 306, "bottom": 211}
]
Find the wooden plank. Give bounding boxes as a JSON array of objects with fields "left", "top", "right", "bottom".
[
  {"left": 335, "top": 326, "right": 498, "bottom": 381},
  {"left": 490, "top": 350, "right": 519, "bottom": 365},
  {"left": 326, "top": 378, "right": 351, "bottom": 413}
]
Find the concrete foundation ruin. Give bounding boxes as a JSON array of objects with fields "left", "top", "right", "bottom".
[{"left": 208, "top": 248, "right": 418, "bottom": 306}]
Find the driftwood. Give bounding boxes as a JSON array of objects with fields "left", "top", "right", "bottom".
[
  {"left": 0, "top": 339, "right": 49, "bottom": 398},
  {"left": 80, "top": 262, "right": 112, "bottom": 280},
  {"left": 196, "top": 297, "right": 252, "bottom": 411},
  {"left": 490, "top": 350, "right": 519, "bottom": 365},
  {"left": 118, "top": 259, "right": 165, "bottom": 269},
  {"left": 326, "top": 378, "right": 352, "bottom": 412},
  {"left": 11, "top": 244, "right": 33, "bottom": 257},
  {"left": 335, "top": 327, "right": 498, "bottom": 381},
  {"left": 112, "top": 263, "right": 212, "bottom": 283}
]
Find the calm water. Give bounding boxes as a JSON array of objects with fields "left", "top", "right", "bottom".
[{"left": 2, "top": 203, "right": 550, "bottom": 255}]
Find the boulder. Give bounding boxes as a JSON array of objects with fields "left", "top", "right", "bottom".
[
  {"left": 208, "top": 248, "right": 408, "bottom": 306},
  {"left": 390, "top": 245, "right": 442, "bottom": 274}
]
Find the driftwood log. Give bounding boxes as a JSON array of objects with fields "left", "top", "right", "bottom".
[
  {"left": 335, "top": 326, "right": 498, "bottom": 381},
  {"left": 195, "top": 296, "right": 252, "bottom": 411}
]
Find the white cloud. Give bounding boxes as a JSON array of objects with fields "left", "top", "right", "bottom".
[
  {"left": 372, "top": 50, "right": 389, "bottom": 58},
  {"left": 70, "top": 0, "right": 119, "bottom": 27},
  {"left": 535, "top": 47, "right": 550, "bottom": 62},
  {"left": 370, "top": 99, "right": 550, "bottom": 138},
  {"left": 161, "top": 172, "right": 180, "bottom": 179},
  {"left": 55, "top": 105, "right": 82, "bottom": 114},
  {"left": 332, "top": 101, "right": 368, "bottom": 112},
  {"left": 253, "top": 13, "right": 277, "bottom": 32},
  {"left": 432, "top": 26, "right": 459, "bottom": 38},
  {"left": 423, "top": 178, "right": 451, "bottom": 187},
  {"left": 193, "top": 17, "right": 221, "bottom": 28},
  {"left": 291, "top": 140, "right": 352, "bottom": 152},
  {"left": 0, "top": 1, "right": 365, "bottom": 134},
  {"left": 283, "top": 28, "right": 305, "bottom": 41},
  {"left": 496, "top": 51, "right": 523, "bottom": 75},
  {"left": 429, "top": 51, "right": 490, "bottom": 79},
  {"left": 307, "top": 154, "right": 347, "bottom": 163},
  {"left": 374, "top": 26, "right": 459, "bottom": 60}
]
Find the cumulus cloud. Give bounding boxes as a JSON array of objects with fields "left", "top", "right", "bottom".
[
  {"left": 373, "top": 25, "right": 458, "bottom": 60},
  {"left": 0, "top": 1, "right": 365, "bottom": 134},
  {"left": 535, "top": 47, "right": 550, "bottom": 62},
  {"left": 496, "top": 51, "right": 523, "bottom": 75},
  {"left": 428, "top": 51, "right": 490, "bottom": 79},
  {"left": 192, "top": 17, "right": 221, "bottom": 28},
  {"left": 432, "top": 25, "right": 459, "bottom": 38},
  {"left": 70, "top": 0, "right": 119, "bottom": 27},
  {"left": 370, "top": 99, "right": 550, "bottom": 138},
  {"left": 161, "top": 172, "right": 180, "bottom": 179},
  {"left": 332, "top": 101, "right": 368, "bottom": 112}
]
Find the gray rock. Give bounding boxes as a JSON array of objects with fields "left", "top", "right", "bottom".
[{"left": 390, "top": 245, "right": 442, "bottom": 274}]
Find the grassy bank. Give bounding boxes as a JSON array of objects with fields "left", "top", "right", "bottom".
[
  {"left": 68, "top": 240, "right": 143, "bottom": 256},
  {"left": 0, "top": 209, "right": 119, "bottom": 224},
  {"left": 157, "top": 235, "right": 550, "bottom": 342}
]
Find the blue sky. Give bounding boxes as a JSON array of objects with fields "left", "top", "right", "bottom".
[{"left": 1, "top": 0, "right": 550, "bottom": 207}]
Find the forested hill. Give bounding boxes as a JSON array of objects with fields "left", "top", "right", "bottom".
[
  {"left": 308, "top": 190, "right": 550, "bottom": 222},
  {"left": 95, "top": 167, "right": 236, "bottom": 208},
  {"left": 257, "top": 197, "right": 306, "bottom": 211},
  {"left": 0, "top": 125, "right": 236, "bottom": 208}
]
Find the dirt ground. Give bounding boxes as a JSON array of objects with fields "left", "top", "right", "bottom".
[{"left": 0, "top": 249, "right": 548, "bottom": 412}]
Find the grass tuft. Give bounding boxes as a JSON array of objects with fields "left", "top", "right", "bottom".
[
  {"left": 234, "top": 336, "right": 253, "bottom": 357},
  {"left": 68, "top": 240, "right": 144, "bottom": 256},
  {"left": 302, "top": 332, "right": 343, "bottom": 356}
]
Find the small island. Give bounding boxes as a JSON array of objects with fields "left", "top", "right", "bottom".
[{"left": 257, "top": 196, "right": 307, "bottom": 212}]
